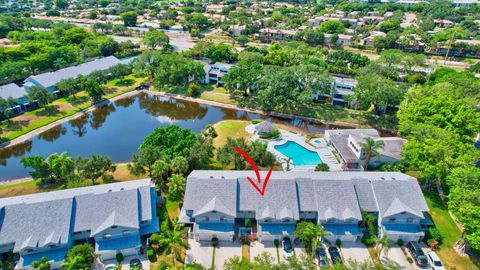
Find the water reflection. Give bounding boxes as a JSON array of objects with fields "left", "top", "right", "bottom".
[
  {"left": 38, "top": 125, "right": 67, "bottom": 142},
  {"left": 0, "top": 93, "right": 338, "bottom": 181},
  {"left": 90, "top": 104, "right": 116, "bottom": 130},
  {"left": 69, "top": 114, "right": 89, "bottom": 138},
  {"left": 138, "top": 94, "right": 208, "bottom": 120}
]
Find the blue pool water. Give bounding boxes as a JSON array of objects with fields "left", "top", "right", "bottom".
[{"left": 274, "top": 141, "right": 322, "bottom": 166}]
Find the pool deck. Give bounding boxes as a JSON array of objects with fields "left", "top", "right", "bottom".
[{"left": 246, "top": 124, "right": 343, "bottom": 171}]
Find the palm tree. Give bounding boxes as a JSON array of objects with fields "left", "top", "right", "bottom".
[
  {"left": 375, "top": 235, "right": 391, "bottom": 257},
  {"left": 311, "top": 223, "right": 328, "bottom": 253},
  {"left": 359, "top": 137, "right": 385, "bottom": 171},
  {"left": 61, "top": 255, "right": 87, "bottom": 270},
  {"left": 158, "top": 222, "right": 189, "bottom": 267}
]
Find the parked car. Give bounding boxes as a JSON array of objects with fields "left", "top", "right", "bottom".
[
  {"left": 282, "top": 237, "right": 293, "bottom": 260},
  {"left": 129, "top": 258, "right": 142, "bottom": 269},
  {"left": 315, "top": 246, "right": 329, "bottom": 266},
  {"left": 104, "top": 264, "right": 117, "bottom": 270},
  {"left": 427, "top": 251, "right": 445, "bottom": 270},
  {"left": 328, "top": 246, "right": 342, "bottom": 264},
  {"left": 406, "top": 241, "right": 429, "bottom": 268}
]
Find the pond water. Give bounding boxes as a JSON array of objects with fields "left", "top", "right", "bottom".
[{"left": 0, "top": 93, "right": 341, "bottom": 181}]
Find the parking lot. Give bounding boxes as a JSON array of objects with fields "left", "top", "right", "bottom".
[{"left": 187, "top": 239, "right": 434, "bottom": 269}]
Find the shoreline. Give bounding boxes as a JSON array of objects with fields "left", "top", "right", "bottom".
[{"left": 0, "top": 90, "right": 140, "bottom": 150}]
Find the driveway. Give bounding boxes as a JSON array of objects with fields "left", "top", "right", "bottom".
[
  {"left": 214, "top": 242, "right": 242, "bottom": 270},
  {"left": 381, "top": 245, "right": 417, "bottom": 270},
  {"left": 185, "top": 239, "right": 213, "bottom": 268},
  {"left": 340, "top": 242, "right": 371, "bottom": 263},
  {"left": 251, "top": 241, "right": 282, "bottom": 263}
]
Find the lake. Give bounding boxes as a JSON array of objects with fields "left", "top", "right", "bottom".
[{"left": 0, "top": 93, "right": 339, "bottom": 181}]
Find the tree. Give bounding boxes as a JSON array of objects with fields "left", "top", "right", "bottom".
[
  {"left": 133, "top": 50, "right": 164, "bottom": 79},
  {"left": 223, "top": 51, "right": 264, "bottom": 96},
  {"left": 76, "top": 154, "right": 116, "bottom": 184},
  {"left": 359, "top": 137, "right": 385, "bottom": 171},
  {"left": 153, "top": 53, "right": 205, "bottom": 86},
  {"left": 235, "top": 35, "right": 249, "bottom": 47},
  {"left": 167, "top": 174, "right": 186, "bottom": 200},
  {"left": 120, "top": 11, "right": 138, "bottom": 27},
  {"left": 21, "top": 152, "right": 75, "bottom": 183},
  {"left": 158, "top": 223, "right": 188, "bottom": 267},
  {"left": 88, "top": 11, "right": 97, "bottom": 20},
  {"left": 446, "top": 167, "right": 480, "bottom": 250},
  {"left": 55, "top": 0, "right": 68, "bottom": 9},
  {"left": 315, "top": 163, "right": 330, "bottom": 171},
  {"left": 217, "top": 137, "right": 250, "bottom": 170},
  {"left": 56, "top": 78, "right": 78, "bottom": 101},
  {"left": 128, "top": 145, "right": 163, "bottom": 179},
  {"left": 80, "top": 77, "right": 104, "bottom": 102},
  {"left": 205, "top": 43, "right": 238, "bottom": 63},
  {"left": 142, "top": 29, "right": 169, "bottom": 49},
  {"left": 31, "top": 257, "right": 50, "bottom": 270},
  {"left": 27, "top": 86, "right": 53, "bottom": 109},
  {"left": 352, "top": 74, "right": 402, "bottom": 113},
  {"left": 0, "top": 97, "right": 18, "bottom": 120},
  {"left": 294, "top": 221, "right": 328, "bottom": 253},
  {"left": 170, "top": 156, "right": 189, "bottom": 175},
  {"left": 374, "top": 235, "right": 391, "bottom": 257},
  {"left": 319, "top": 20, "right": 345, "bottom": 34},
  {"left": 141, "top": 125, "right": 198, "bottom": 159},
  {"left": 63, "top": 244, "right": 94, "bottom": 270},
  {"left": 189, "top": 134, "right": 214, "bottom": 169}
]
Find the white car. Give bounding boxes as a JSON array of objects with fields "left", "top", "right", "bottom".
[{"left": 426, "top": 251, "right": 445, "bottom": 270}]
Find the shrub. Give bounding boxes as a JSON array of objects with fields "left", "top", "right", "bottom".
[
  {"left": 406, "top": 256, "right": 413, "bottom": 264},
  {"left": 427, "top": 228, "right": 443, "bottom": 244},
  {"left": 157, "top": 261, "right": 169, "bottom": 270},
  {"left": 147, "top": 247, "right": 156, "bottom": 262},
  {"left": 187, "top": 83, "right": 201, "bottom": 97},
  {"left": 150, "top": 233, "right": 160, "bottom": 245},
  {"left": 212, "top": 237, "right": 219, "bottom": 247},
  {"left": 397, "top": 239, "right": 404, "bottom": 247},
  {"left": 114, "top": 78, "right": 134, "bottom": 87},
  {"left": 335, "top": 239, "right": 342, "bottom": 248},
  {"left": 361, "top": 235, "right": 375, "bottom": 247},
  {"left": 315, "top": 163, "right": 330, "bottom": 172},
  {"left": 274, "top": 239, "right": 279, "bottom": 247},
  {"left": 116, "top": 252, "right": 124, "bottom": 263},
  {"left": 251, "top": 119, "right": 263, "bottom": 124}
]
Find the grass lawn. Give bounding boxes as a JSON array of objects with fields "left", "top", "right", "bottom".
[
  {"left": 213, "top": 120, "right": 251, "bottom": 148},
  {"left": 242, "top": 244, "right": 250, "bottom": 261},
  {"left": 165, "top": 199, "right": 181, "bottom": 220},
  {"left": 199, "top": 86, "right": 236, "bottom": 105},
  {"left": 0, "top": 75, "right": 146, "bottom": 141},
  {"left": 0, "top": 163, "right": 144, "bottom": 198},
  {"left": 424, "top": 191, "right": 479, "bottom": 270}
]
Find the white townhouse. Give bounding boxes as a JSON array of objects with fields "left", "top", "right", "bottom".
[{"left": 180, "top": 171, "right": 430, "bottom": 244}]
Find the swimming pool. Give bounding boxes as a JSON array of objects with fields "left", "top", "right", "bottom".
[{"left": 274, "top": 141, "right": 322, "bottom": 166}]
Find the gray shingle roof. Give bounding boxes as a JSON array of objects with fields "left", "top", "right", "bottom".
[
  {"left": 371, "top": 180, "right": 428, "bottom": 218},
  {"left": 0, "top": 83, "right": 27, "bottom": 99},
  {"left": 183, "top": 171, "right": 428, "bottom": 223},
  {"left": 0, "top": 199, "right": 73, "bottom": 252},
  {"left": 26, "top": 56, "right": 121, "bottom": 89},
  {"left": 0, "top": 179, "right": 153, "bottom": 250}
]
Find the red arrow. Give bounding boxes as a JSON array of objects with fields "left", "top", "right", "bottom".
[{"left": 235, "top": 147, "right": 273, "bottom": 196}]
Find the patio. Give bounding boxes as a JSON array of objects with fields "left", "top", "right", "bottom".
[{"left": 246, "top": 124, "right": 343, "bottom": 171}]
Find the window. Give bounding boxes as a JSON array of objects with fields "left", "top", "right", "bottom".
[
  {"left": 406, "top": 217, "right": 413, "bottom": 223},
  {"left": 103, "top": 233, "right": 112, "bottom": 239},
  {"left": 203, "top": 216, "right": 209, "bottom": 221},
  {"left": 123, "top": 230, "right": 130, "bottom": 235},
  {"left": 48, "top": 244, "right": 57, "bottom": 249},
  {"left": 220, "top": 216, "right": 227, "bottom": 222},
  {"left": 388, "top": 218, "right": 396, "bottom": 222},
  {"left": 111, "top": 226, "right": 118, "bottom": 229},
  {"left": 283, "top": 219, "right": 290, "bottom": 223},
  {"left": 25, "top": 249, "right": 34, "bottom": 253},
  {"left": 264, "top": 219, "right": 271, "bottom": 223}
]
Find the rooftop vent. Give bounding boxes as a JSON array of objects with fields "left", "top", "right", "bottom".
[{"left": 210, "top": 176, "right": 214, "bottom": 179}]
